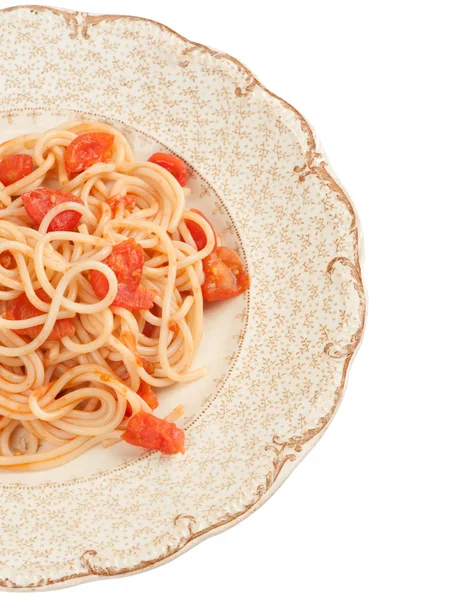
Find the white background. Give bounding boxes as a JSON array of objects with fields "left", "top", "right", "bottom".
[{"left": 1, "top": 0, "right": 451, "bottom": 598}]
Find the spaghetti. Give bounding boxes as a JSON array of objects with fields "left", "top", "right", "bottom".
[{"left": 0, "top": 121, "right": 249, "bottom": 471}]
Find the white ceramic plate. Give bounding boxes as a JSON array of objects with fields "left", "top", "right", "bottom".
[{"left": 0, "top": 6, "right": 365, "bottom": 590}]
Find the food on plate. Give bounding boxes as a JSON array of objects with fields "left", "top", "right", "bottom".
[{"left": 0, "top": 121, "right": 249, "bottom": 470}]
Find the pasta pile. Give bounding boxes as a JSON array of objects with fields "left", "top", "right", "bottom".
[{"left": 0, "top": 121, "right": 221, "bottom": 470}]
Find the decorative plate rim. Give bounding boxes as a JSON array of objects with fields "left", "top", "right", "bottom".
[{"left": 0, "top": 5, "right": 366, "bottom": 591}]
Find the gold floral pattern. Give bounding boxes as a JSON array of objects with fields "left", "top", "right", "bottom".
[{"left": 0, "top": 6, "right": 365, "bottom": 590}]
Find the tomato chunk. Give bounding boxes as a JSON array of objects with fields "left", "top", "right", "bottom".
[
  {"left": 125, "top": 381, "right": 158, "bottom": 417},
  {"left": 0, "top": 251, "right": 16, "bottom": 270},
  {"left": 91, "top": 239, "right": 156, "bottom": 310},
  {"left": 111, "top": 285, "right": 157, "bottom": 310},
  {"left": 6, "top": 289, "right": 75, "bottom": 340},
  {"left": 0, "top": 154, "right": 33, "bottom": 186},
  {"left": 122, "top": 411, "right": 185, "bottom": 454},
  {"left": 137, "top": 381, "right": 159, "bottom": 410},
  {"left": 65, "top": 132, "right": 114, "bottom": 175},
  {"left": 21, "top": 187, "right": 83, "bottom": 232},
  {"left": 142, "top": 321, "right": 154, "bottom": 338},
  {"left": 92, "top": 239, "right": 143, "bottom": 293},
  {"left": 148, "top": 152, "right": 187, "bottom": 186},
  {"left": 202, "top": 246, "right": 250, "bottom": 302},
  {"left": 106, "top": 194, "right": 136, "bottom": 211},
  {"left": 185, "top": 209, "right": 218, "bottom": 251}
]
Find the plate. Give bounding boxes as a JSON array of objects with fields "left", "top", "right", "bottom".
[{"left": 0, "top": 6, "right": 365, "bottom": 590}]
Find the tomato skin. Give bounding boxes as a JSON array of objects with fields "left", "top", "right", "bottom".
[
  {"left": 65, "top": 132, "right": 114, "bottom": 175},
  {"left": 148, "top": 152, "right": 187, "bottom": 186},
  {"left": 0, "top": 154, "right": 33, "bottom": 186},
  {"left": 21, "top": 187, "right": 83, "bottom": 232},
  {"left": 202, "top": 246, "right": 250, "bottom": 302},
  {"left": 6, "top": 289, "right": 75, "bottom": 340},
  {"left": 106, "top": 194, "right": 136, "bottom": 211},
  {"left": 185, "top": 209, "right": 218, "bottom": 251},
  {"left": 122, "top": 411, "right": 185, "bottom": 454},
  {"left": 91, "top": 239, "right": 156, "bottom": 310},
  {"left": 0, "top": 251, "right": 16, "bottom": 269}
]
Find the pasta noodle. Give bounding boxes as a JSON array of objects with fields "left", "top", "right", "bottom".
[{"left": 0, "top": 121, "right": 228, "bottom": 471}]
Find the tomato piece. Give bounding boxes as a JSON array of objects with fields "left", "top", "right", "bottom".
[
  {"left": 21, "top": 187, "right": 83, "bottom": 232},
  {"left": 106, "top": 239, "right": 143, "bottom": 287},
  {"left": 92, "top": 239, "right": 143, "bottom": 295},
  {"left": 0, "top": 154, "right": 33, "bottom": 186},
  {"left": 185, "top": 209, "right": 218, "bottom": 251},
  {"left": 126, "top": 378, "right": 159, "bottom": 417},
  {"left": 148, "top": 152, "right": 187, "bottom": 186},
  {"left": 106, "top": 194, "right": 136, "bottom": 211},
  {"left": 65, "top": 132, "right": 114, "bottom": 175},
  {"left": 142, "top": 322, "right": 154, "bottom": 337},
  {"left": 216, "top": 247, "right": 249, "bottom": 291},
  {"left": 122, "top": 411, "right": 185, "bottom": 454},
  {"left": 202, "top": 246, "right": 250, "bottom": 302},
  {"left": 112, "top": 285, "right": 156, "bottom": 310},
  {"left": 91, "top": 239, "right": 156, "bottom": 310},
  {"left": 6, "top": 289, "right": 75, "bottom": 340},
  {"left": 0, "top": 251, "right": 16, "bottom": 269},
  {"left": 137, "top": 381, "right": 159, "bottom": 410},
  {"left": 201, "top": 251, "right": 235, "bottom": 302}
]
